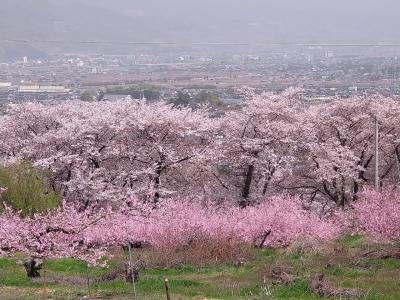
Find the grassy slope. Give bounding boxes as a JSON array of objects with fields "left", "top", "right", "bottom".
[{"left": 0, "top": 236, "right": 399, "bottom": 300}]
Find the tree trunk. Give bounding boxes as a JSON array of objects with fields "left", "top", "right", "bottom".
[
  {"left": 339, "top": 176, "right": 346, "bottom": 207},
  {"left": 257, "top": 230, "right": 272, "bottom": 248},
  {"left": 125, "top": 263, "right": 140, "bottom": 283},
  {"left": 262, "top": 167, "right": 276, "bottom": 195},
  {"left": 152, "top": 162, "right": 163, "bottom": 204},
  {"left": 23, "top": 258, "right": 42, "bottom": 278},
  {"left": 240, "top": 164, "right": 254, "bottom": 208},
  {"left": 352, "top": 180, "right": 359, "bottom": 202}
]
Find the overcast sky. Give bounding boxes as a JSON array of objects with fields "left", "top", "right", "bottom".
[{"left": 1, "top": 0, "right": 400, "bottom": 51}]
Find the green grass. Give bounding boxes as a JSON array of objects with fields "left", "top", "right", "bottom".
[
  {"left": 1, "top": 238, "right": 400, "bottom": 299},
  {"left": 325, "top": 266, "right": 374, "bottom": 278},
  {"left": 336, "top": 234, "right": 365, "bottom": 248},
  {"left": 46, "top": 258, "right": 87, "bottom": 274},
  {"left": 0, "top": 259, "right": 17, "bottom": 268},
  {"left": 274, "top": 280, "right": 322, "bottom": 299},
  {"left": 367, "top": 258, "right": 400, "bottom": 270},
  {"left": 255, "top": 248, "right": 279, "bottom": 258}
]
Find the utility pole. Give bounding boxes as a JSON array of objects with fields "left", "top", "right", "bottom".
[
  {"left": 375, "top": 116, "right": 379, "bottom": 190},
  {"left": 396, "top": 149, "right": 400, "bottom": 185},
  {"left": 128, "top": 243, "right": 137, "bottom": 300}
]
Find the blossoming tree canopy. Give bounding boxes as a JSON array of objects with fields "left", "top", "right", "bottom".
[
  {"left": 217, "top": 87, "right": 306, "bottom": 206},
  {"left": 293, "top": 96, "right": 400, "bottom": 206},
  {"left": 1, "top": 91, "right": 400, "bottom": 208},
  {"left": 348, "top": 188, "right": 400, "bottom": 243},
  {"left": 0, "top": 100, "right": 218, "bottom": 207},
  {"left": 0, "top": 201, "right": 112, "bottom": 266}
]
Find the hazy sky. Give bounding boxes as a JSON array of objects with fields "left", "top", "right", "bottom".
[
  {"left": 1, "top": 0, "right": 400, "bottom": 56},
  {"left": 70, "top": 0, "right": 400, "bottom": 42}
]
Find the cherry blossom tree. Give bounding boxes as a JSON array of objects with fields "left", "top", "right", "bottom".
[
  {"left": 215, "top": 87, "right": 305, "bottom": 206},
  {"left": 284, "top": 95, "right": 400, "bottom": 207},
  {"left": 0, "top": 201, "right": 114, "bottom": 271},
  {"left": 0, "top": 206, "right": 26, "bottom": 258},
  {"left": 1, "top": 192, "right": 339, "bottom": 268},
  {"left": 0, "top": 100, "right": 218, "bottom": 207},
  {"left": 2, "top": 91, "right": 400, "bottom": 209},
  {"left": 94, "top": 194, "right": 339, "bottom": 250},
  {"left": 343, "top": 188, "right": 400, "bottom": 243}
]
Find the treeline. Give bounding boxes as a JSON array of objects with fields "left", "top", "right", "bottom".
[{"left": 0, "top": 88, "right": 399, "bottom": 210}]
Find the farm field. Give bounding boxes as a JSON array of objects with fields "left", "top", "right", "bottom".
[{"left": 0, "top": 236, "right": 399, "bottom": 300}]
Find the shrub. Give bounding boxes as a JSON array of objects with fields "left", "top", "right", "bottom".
[
  {"left": 0, "top": 162, "right": 61, "bottom": 216},
  {"left": 347, "top": 188, "right": 400, "bottom": 243},
  {"left": 90, "top": 195, "right": 340, "bottom": 254}
]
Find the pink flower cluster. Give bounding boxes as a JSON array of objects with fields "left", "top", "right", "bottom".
[
  {"left": 87, "top": 195, "right": 340, "bottom": 250},
  {"left": 0, "top": 202, "right": 110, "bottom": 266},
  {"left": 341, "top": 188, "right": 400, "bottom": 243},
  {"left": 3, "top": 188, "right": 400, "bottom": 266},
  {"left": 1, "top": 195, "right": 340, "bottom": 265}
]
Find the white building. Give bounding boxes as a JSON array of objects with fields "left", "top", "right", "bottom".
[
  {"left": 0, "top": 82, "right": 12, "bottom": 89},
  {"left": 101, "top": 94, "right": 134, "bottom": 102},
  {"left": 18, "top": 85, "right": 70, "bottom": 93}
]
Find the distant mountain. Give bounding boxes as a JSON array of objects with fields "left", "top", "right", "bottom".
[
  {"left": 0, "top": 0, "right": 162, "bottom": 59},
  {"left": 77, "top": 0, "right": 400, "bottom": 44},
  {"left": 0, "top": 44, "right": 47, "bottom": 61},
  {"left": 1, "top": 0, "right": 400, "bottom": 59}
]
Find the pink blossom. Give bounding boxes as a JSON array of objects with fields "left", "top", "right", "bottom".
[{"left": 341, "top": 188, "right": 400, "bottom": 243}]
